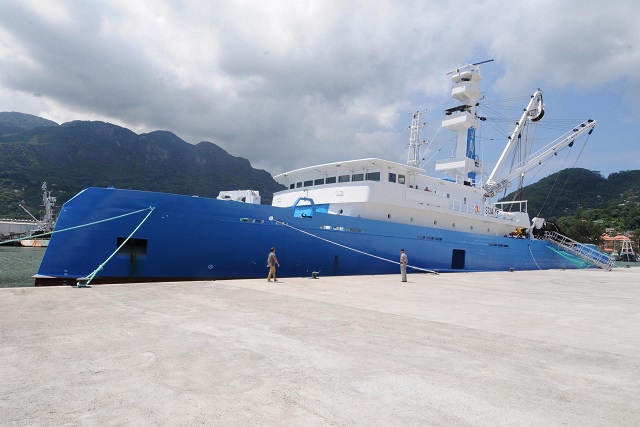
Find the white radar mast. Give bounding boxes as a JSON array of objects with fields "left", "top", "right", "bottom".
[{"left": 435, "top": 60, "right": 493, "bottom": 185}]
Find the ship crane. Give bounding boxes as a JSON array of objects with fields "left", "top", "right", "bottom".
[{"left": 483, "top": 89, "right": 596, "bottom": 198}]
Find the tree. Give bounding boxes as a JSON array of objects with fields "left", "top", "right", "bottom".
[{"left": 557, "top": 216, "right": 604, "bottom": 245}]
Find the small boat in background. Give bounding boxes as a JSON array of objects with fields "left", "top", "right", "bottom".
[
  {"left": 19, "top": 239, "right": 48, "bottom": 247},
  {"left": 18, "top": 183, "right": 56, "bottom": 247}
]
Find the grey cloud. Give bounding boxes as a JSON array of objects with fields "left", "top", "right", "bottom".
[{"left": 0, "top": 0, "right": 638, "bottom": 177}]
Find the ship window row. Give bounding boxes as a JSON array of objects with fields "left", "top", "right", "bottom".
[
  {"left": 387, "top": 173, "right": 406, "bottom": 184},
  {"left": 289, "top": 172, "right": 381, "bottom": 189},
  {"left": 288, "top": 171, "right": 409, "bottom": 189}
]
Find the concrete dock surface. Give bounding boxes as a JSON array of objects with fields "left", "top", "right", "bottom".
[{"left": 1, "top": 268, "right": 639, "bottom": 426}]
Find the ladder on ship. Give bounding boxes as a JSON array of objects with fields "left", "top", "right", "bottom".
[{"left": 544, "top": 231, "right": 616, "bottom": 270}]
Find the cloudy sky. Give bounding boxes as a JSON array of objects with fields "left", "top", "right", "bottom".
[{"left": 1, "top": 0, "right": 639, "bottom": 182}]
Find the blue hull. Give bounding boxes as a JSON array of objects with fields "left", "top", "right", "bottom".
[{"left": 35, "top": 188, "right": 588, "bottom": 285}]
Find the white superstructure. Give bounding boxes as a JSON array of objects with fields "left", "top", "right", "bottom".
[
  {"left": 271, "top": 60, "right": 596, "bottom": 240},
  {"left": 273, "top": 158, "right": 528, "bottom": 237}
]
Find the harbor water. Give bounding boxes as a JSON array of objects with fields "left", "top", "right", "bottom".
[{"left": 0, "top": 247, "right": 44, "bottom": 287}]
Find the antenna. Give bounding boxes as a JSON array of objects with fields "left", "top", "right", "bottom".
[{"left": 472, "top": 59, "right": 494, "bottom": 66}]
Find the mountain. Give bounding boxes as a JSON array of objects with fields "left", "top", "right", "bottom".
[
  {"left": 501, "top": 168, "right": 640, "bottom": 221},
  {"left": 0, "top": 112, "right": 58, "bottom": 135},
  {"left": 0, "top": 112, "right": 285, "bottom": 219}
]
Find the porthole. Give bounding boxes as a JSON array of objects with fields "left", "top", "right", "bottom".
[
  {"left": 387, "top": 214, "right": 391, "bottom": 219},
  {"left": 452, "top": 223, "right": 456, "bottom": 228},
  {"left": 339, "top": 209, "right": 343, "bottom": 214},
  {"left": 487, "top": 228, "right": 490, "bottom": 233},
  {"left": 410, "top": 217, "right": 414, "bottom": 222},
  {"left": 470, "top": 226, "right": 474, "bottom": 230},
  {"left": 434, "top": 220, "right": 437, "bottom": 225}
]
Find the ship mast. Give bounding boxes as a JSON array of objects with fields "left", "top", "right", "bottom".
[
  {"left": 41, "top": 182, "right": 56, "bottom": 231},
  {"left": 17, "top": 182, "right": 57, "bottom": 233},
  {"left": 435, "top": 60, "right": 493, "bottom": 185},
  {"left": 406, "top": 109, "right": 427, "bottom": 167}
]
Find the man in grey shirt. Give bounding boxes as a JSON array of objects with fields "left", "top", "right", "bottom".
[{"left": 400, "top": 249, "right": 408, "bottom": 282}]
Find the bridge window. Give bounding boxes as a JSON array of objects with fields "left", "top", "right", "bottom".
[
  {"left": 326, "top": 176, "right": 337, "bottom": 184},
  {"left": 289, "top": 184, "right": 295, "bottom": 189},
  {"left": 352, "top": 173, "right": 364, "bottom": 181},
  {"left": 338, "top": 175, "right": 350, "bottom": 183},
  {"left": 398, "top": 175, "right": 405, "bottom": 184},
  {"left": 314, "top": 178, "right": 325, "bottom": 185},
  {"left": 388, "top": 173, "right": 396, "bottom": 183},
  {"left": 304, "top": 180, "right": 313, "bottom": 187},
  {"left": 366, "top": 172, "right": 380, "bottom": 181},
  {"left": 296, "top": 182, "right": 302, "bottom": 188}
]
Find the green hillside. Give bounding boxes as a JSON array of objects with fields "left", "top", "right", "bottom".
[
  {"left": 500, "top": 168, "right": 639, "bottom": 220},
  {"left": 0, "top": 112, "right": 285, "bottom": 219},
  {"left": 501, "top": 168, "right": 640, "bottom": 242}
]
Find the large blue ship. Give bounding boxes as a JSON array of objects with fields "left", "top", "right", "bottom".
[{"left": 34, "top": 63, "right": 608, "bottom": 286}]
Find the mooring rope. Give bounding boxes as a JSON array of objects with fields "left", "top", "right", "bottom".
[
  {"left": 78, "top": 207, "right": 155, "bottom": 287},
  {"left": 268, "top": 216, "right": 439, "bottom": 275},
  {"left": 0, "top": 207, "right": 155, "bottom": 246},
  {"left": 528, "top": 244, "right": 542, "bottom": 270}
]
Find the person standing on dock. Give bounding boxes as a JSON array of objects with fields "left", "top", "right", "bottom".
[
  {"left": 267, "top": 247, "right": 280, "bottom": 282},
  {"left": 400, "top": 249, "right": 408, "bottom": 282}
]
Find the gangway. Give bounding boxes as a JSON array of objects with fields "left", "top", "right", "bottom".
[{"left": 544, "top": 231, "right": 616, "bottom": 270}]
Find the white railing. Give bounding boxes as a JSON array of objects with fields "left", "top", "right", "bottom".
[
  {"left": 448, "top": 199, "right": 483, "bottom": 215},
  {"left": 493, "top": 200, "right": 528, "bottom": 213}
]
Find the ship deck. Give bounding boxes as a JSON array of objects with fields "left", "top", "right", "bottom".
[{"left": 1, "top": 269, "right": 639, "bottom": 425}]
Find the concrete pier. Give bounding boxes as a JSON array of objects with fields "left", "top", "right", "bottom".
[{"left": 1, "top": 269, "right": 639, "bottom": 426}]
